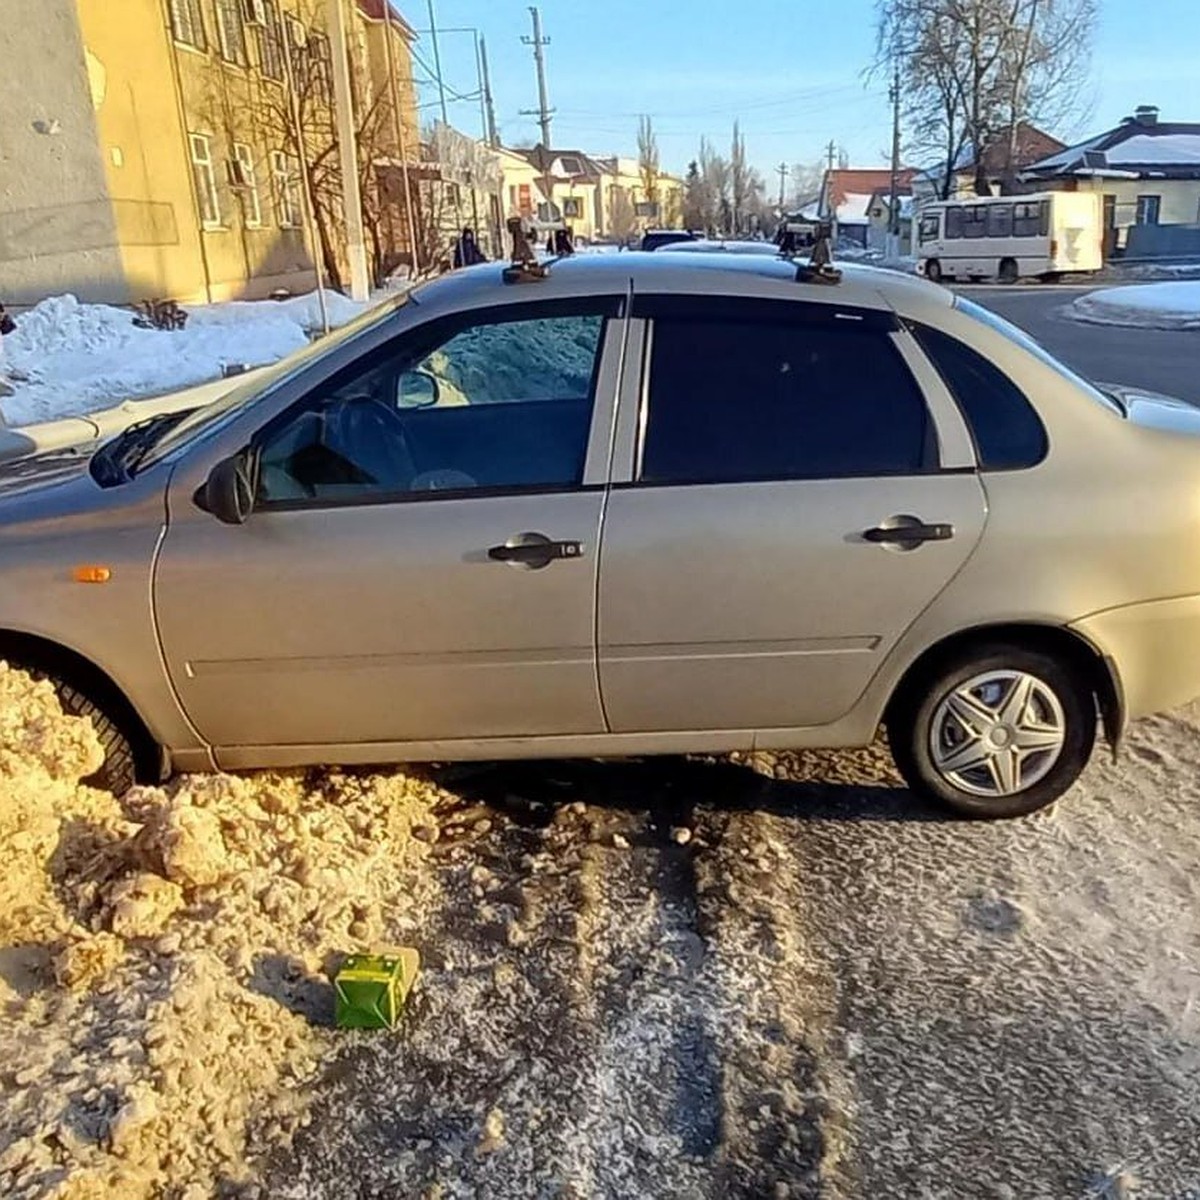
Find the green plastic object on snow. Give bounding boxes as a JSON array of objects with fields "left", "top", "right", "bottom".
[{"left": 334, "top": 948, "right": 420, "bottom": 1030}]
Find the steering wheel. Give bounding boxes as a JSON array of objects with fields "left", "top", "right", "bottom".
[{"left": 320, "top": 396, "right": 417, "bottom": 490}]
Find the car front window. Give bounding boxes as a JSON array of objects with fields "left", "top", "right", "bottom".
[
  {"left": 953, "top": 296, "right": 1123, "bottom": 416},
  {"left": 137, "top": 293, "right": 410, "bottom": 468}
]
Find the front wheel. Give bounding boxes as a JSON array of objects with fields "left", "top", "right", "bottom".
[
  {"left": 924, "top": 258, "right": 942, "bottom": 283},
  {"left": 888, "top": 645, "right": 1095, "bottom": 818}
]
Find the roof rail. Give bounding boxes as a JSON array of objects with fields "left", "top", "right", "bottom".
[
  {"left": 502, "top": 216, "right": 549, "bottom": 284},
  {"left": 776, "top": 220, "right": 842, "bottom": 285}
]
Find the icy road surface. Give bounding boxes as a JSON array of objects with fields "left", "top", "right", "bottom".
[{"left": 263, "top": 714, "right": 1200, "bottom": 1200}]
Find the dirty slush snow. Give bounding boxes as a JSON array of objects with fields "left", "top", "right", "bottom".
[
  {"left": 0, "top": 665, "right": 447, "bottom": 1199},
  {"left": 6, "top": 670, "right": 1200, "bottom": 1196}
]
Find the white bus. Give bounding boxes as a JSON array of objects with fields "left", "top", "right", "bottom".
[{"left": 915, "top": 192, "right": 1103, "bottom": 284}]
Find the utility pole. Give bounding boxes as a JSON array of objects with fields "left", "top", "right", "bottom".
[
  {"left": 426, "top": 0, "right": 449, "bottom": 126},
  {"left": 480, "top": 35, "right": 499, "bottom": 147},
  {"left": 888, "top": 59, "right": 902, "bottom": 247},
  {"left": 521, "top": 7, "right": 553, "bottom": 149},
  {"left": 825, "top": 139, "right": 837, "bottom": 173},
  {"left": 327, "top": 0, "right": 370, "bottom": 301},
  {"left": 776, "top": 161, "right": 788, "bottom": 210}
]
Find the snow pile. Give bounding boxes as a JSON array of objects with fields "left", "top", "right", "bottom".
[
  {"left": 1, "top": 291, "right": 370, "bottom": 428},
  {"left": 1070, "top": 281, "right": 1200, "bottom": 331},
  {"left": 0, "top": 663, "right": 445, "bottom": 1200}
]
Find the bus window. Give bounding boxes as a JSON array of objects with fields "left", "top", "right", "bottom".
[
  {"left": 963, "top": 208, "right": 988, "bottom": 239},
  {"left": 945, "top": 207, "right": 965, "bottom": 239},
  {"left": 1014, "top": 201, "right": 1044, "bottom": 237},
  {"left": 986, "top": 204, "right": 1013, "bottom": 237},
  {"left": 919, "top": 214, "right": 940, "bottom": 243}
]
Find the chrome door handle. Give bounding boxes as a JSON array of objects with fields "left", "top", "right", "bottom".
[
  {"left": 487, "top": 532, "right": 584, "bottom": 568},
  {"left": 863, "top": 517, "right": 955, "bottom": 547}
]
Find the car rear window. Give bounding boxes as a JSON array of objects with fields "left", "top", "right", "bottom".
[
  {"left": 908, "top": 322, "right": 1048, "bottom": 470},
  {"left": 638, "top": 298, "right": 933, "bottom": 484}
]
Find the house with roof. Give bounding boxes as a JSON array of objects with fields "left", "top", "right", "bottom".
[
  {"left": 498, "top": 145, "right": 683, "bottom": 243},
  {"left": 819, "top": 169, "right": 916, "bottom": 248},
  {"left": 1021, "top": 107, "right": 1200, "bottom": 257},
  {"left": 912, "top": 123, "right": 1066, "bottom": 205},
  {"left": 866, "top": 189, "right": 915, "bottom": 253}
]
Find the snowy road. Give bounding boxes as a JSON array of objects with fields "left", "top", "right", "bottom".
[
  {"left": 959, "top": 284, "right": 1200, "bottom": 405},
  {"left": 260, "top": 712, "right": 1200, "bottom": 1199}
]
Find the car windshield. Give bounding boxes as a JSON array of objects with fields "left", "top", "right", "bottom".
[
  {"left": 136, "top": 292, "right": 410, "bottom": 469},
  {"left": 953, "top": 296, "right": 1123, "bottom": 416}
]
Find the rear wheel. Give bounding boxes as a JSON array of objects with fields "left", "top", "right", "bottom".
[
  {"left": 924, "top": 258, "right": 943, "bottom": 283},
  {"left": 998, "top": 257, "right": 1019, "bottom": 284},
  {"left": 888, "top": 644, "right": 1095, "bottom": 818}
]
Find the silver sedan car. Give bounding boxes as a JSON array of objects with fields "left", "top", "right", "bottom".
[{"left": 4, "top": 253, "right": 1200, "bottom": 818}]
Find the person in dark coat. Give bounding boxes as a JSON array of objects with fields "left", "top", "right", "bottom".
[{"left": 452, "top": 227, "right": 487, "bottom": 268}]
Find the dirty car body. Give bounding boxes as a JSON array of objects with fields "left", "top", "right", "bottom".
[{"left": 4, "top": 254, "right": 1200, "bottom": 818}]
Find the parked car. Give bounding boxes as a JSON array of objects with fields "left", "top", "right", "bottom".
[
  {"left": 4, "top": 254, "right": 1200, "bottom": 818},
  {"left": 639, "top": 229, "right": 702, "bottom": 252}
]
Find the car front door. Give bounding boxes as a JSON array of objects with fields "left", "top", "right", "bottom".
[
  {"left": 597, "top": 293, "right": 987, "bottom": 734},
  {"left": 154, "top": 296, "right": 624, "bottom": 762}
]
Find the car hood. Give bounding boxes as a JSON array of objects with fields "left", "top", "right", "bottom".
[
  {"left": 1105, "top": 383, "right": 1200, "bottom": 436},
  {"left": 0, "top": 446, "right": 94, "bottom": 497}
]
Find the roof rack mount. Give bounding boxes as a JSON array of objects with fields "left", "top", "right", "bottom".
[
  {"left": 776, "top": 220, "right": 842, "bottom": 285},
  {"left": 502, "top": 216, "right": 549, "bottom": 284}
]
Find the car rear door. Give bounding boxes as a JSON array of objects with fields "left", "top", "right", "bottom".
[
  {"left": 597, "top": 292, "right": 987, "bottom": 735},
  {"left": 154, "top": 296, "right": 624, "bottom": 762}
]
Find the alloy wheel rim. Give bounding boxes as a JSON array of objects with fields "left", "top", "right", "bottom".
[{"left": 929, "top": 670, "right": 1066, "bottom": 798}]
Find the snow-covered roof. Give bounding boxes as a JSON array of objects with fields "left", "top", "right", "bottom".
[
  {"left": 834, "top": 192, "right": 874, "bottom": 225},
  {"left": 1024, "top": 116, "right": 1200, "bottom": 179}
]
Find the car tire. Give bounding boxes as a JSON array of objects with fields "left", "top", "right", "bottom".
[
  {"left": 888, "top": 644, "right": 1096, "bottom": 819},
  {"left": 925, "top": 258, "right": 942, "bottom": 283},
  {"left": 998, "top": 258, "right": 1019, "bottom": 284},
  {"left": 23, "top": 665, "right": 146, "bottom": 794}
]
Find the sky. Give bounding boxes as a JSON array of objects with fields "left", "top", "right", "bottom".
[{"left": 411, "top": 0, "right": 1200, "bottom": 183}]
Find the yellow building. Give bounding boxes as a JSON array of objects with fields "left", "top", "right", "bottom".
[
  {"left": 496, "top": 145, "right": 684, "bottom": 245},
  {"left": 1, "top": 0, "right": 420, "bottom": 306}
]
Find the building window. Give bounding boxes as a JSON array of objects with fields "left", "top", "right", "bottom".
[
  {"left": 259, "top": 0, "right": 285, "bottom": 81},
  {"left": 215, "top": 0, "right": 247, "bottom": 64},
  {"left": 562, "top": 196, "right": 582, "bottom": 219},
  {"left": 303, "top": 30, "right": 333, "bottom": 103},
  {"left": 1136, "top": 194, "right": 1161, "bottom": 225},
  {"left": 232, "top": 143, "right": 262, "bottom": 228},
  {"left": 169, "top": 0, "right": 207, "bottom": 50},
  {"left": 189, "top": 133, "right": 222, "bottom": 229},
  {"left": 273, "top": 150, "right": 303, "bottom": 228}
]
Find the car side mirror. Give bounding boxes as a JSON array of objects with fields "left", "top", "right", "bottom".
[
  {"left": 202, "top": 451, "right": 259, "bottom": 525},
  {"left": 397, "top": 369, "right": 441, "bottom": 409}
]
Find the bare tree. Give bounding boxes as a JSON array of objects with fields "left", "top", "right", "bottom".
[
  {"left": 700, "top": 137, "right": 732, "bottom": 234},
  {"left": 730, "top": 121, "right": 750, "bottom": 233},
  {"left": 876, "top": 0, "right": 1095, "bottom": 198},
  {"left": 608, "top": 186, "right": 637, "bottom": 243},
  {"left": 788, "top": 160, "right": 824, "bottom": 207},
  {"left": 637, "top": 115, "right": 661, "bottom": 211}
]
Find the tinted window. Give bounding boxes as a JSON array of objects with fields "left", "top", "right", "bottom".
[
  {"left": 962, "top": 208, "right": 988, "bottom": 239},
  {"left": 909, "top": 322, "right": 1047, "bottom": 470},
  {"left": 1013, "top": 201, "right": 1046, "bottom": 237},
  {"left": 257, "top": 303, "right": 614, "bottom": 506},
  {"left": 640, "top": 308, "right": 932, "bottom": 484},
  {"left": 945, "top": 207, "right": 965, "bottom": 239},
  {"left": 986, "top": 204, "right": 1013, "bottom": 237}
]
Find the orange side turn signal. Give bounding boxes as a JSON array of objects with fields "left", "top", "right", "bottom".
[{"left": 72, "top": 565, "right": 112, "bottom": 584}]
